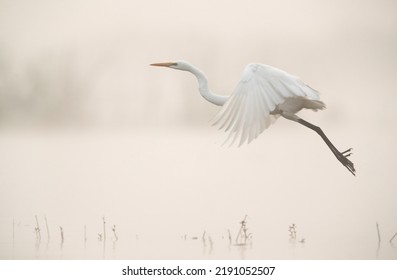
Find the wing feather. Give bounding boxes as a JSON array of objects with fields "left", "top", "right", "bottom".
[
  {"left": 214, "top": 63, "right": 321, "bottom": 146},
  {"left": 215, "top": 93, "right": 239, "bottom": 131}
]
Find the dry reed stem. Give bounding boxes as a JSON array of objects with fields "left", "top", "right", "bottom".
[
  {"left": 390, "top": 232, "right": 397, "bottom": 243},
  {"left": 102, "top": 216, "right": 106, "bottom": 242},
  {"left": 35, "top": 215, "right": 41, "bottom": 241},
  {"left": 376, "top": 222, "right": 381, "bottom": 246},
  {"left": 60, "top": 226, "right": 64, "bottom": 244},
  {"left": 44, "top": 215, "right": 50, "bottom": 242}
]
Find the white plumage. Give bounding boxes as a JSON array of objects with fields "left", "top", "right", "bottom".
[
  {"left": 151, "top": 61, "right": 355, "bottom": 175},
  {"left": 213, "top": 64, "right": 325, "bottom": 146}
]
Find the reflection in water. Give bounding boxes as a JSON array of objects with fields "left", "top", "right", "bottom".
[
  {"left": 201, "top": 231, "right": 214, "bottom": 256},
  {"left": 84, "top": 225, "right": 87, "bottom": 249},
  {"left": 12, "top": 219, "right": 15, "bottom": 252},
  {"left": 236, "top": 243, "right": 249, "bottom": 260}
]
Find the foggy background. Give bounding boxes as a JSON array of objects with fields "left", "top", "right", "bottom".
[{"left": 0, "top": 0, "right": 396, "bottom": 259}]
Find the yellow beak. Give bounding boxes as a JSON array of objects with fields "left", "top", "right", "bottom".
[{"left": 150, "top": 62, "right": 177, "bottom": 67}]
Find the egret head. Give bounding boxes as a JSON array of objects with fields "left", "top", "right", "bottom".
[{"left": 150, "top": 60, "right": 191, "bottom": 71}]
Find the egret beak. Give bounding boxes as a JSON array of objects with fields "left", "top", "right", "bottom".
[{"left": 150, "top": 62, "right": 177, "bottom": 67}]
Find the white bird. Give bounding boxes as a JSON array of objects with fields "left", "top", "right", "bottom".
[{"left": 150, "top": 61, "right": 355, "bottom": 176}]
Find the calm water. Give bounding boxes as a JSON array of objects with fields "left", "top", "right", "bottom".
[
  {"left": 1, "top": 128, "right": 397, "bottom": 259},
  {"left": 2, "top": 218, "right": 397, "bottom": 259}
]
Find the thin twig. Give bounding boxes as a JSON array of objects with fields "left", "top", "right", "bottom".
[
  {"left": 288, "top": 224, "right": 297, "bottom": 239},
  {"left": 235, "top": 215, "right": 248, "bottom": 245},
  {"left": 44, "top": 215, "right": 50, "bottom": 242},
  {"left": 112, "top": 225, "right": 118, "bottom": 241},
  {"left": 84, "top": 224, "right": 87, "bottom": 244},
  {"left": 376, "top": 222, "right": 381, "bottom": 246},
  {"left": 102, "top": 216, "right": 106, "bottom": 242},
  {"left": 12, "top": 218, "right": 15, "bottom": 248},
  {"left": 208, "top": 235, "right": 213, "bottom": 252},
  {"left": 60, "top": 226, "right": 64, "bottom": 244},
  {"left": 390, "top": 231, "right": 397, "bottom": 243},
  {"left": 35, "top": 215, "right": 41, "bottom": 241}
]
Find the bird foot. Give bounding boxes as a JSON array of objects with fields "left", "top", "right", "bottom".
[{"left": 336, "top": 148, "right": 356, "bottom": 176}]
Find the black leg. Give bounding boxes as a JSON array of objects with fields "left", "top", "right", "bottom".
[{"left": 297, "top": 118, "right": 356, "bottom": 176}]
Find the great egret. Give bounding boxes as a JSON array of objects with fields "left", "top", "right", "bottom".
[{"left": 150, "top": 61, "right": 355, "bottom": 176}]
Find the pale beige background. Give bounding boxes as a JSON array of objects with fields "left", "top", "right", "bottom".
[{"left": 0, "top": 0, "right": 396, "bottom": 259}]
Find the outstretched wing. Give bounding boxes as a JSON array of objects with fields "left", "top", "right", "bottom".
[{"left": 212, "top": 63, "right": 321, "bottom": 146}]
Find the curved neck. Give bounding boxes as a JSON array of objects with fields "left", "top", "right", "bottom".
[{"left": 187, "top": 65, "right": 228, "bottom": 106}]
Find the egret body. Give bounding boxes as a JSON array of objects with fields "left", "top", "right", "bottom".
[{"left": 151, "top": 61, "right": 355, "bottom": 176}]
